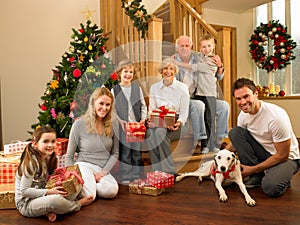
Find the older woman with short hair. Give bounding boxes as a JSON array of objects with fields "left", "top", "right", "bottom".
[{"left": 146, "top": 57, "right": 190, "bottom": 175}]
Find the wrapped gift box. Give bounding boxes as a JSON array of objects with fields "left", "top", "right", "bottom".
[
  {"left": 150, "top": 106, "right": 176, "bottom": 127},
  {"left": 146, "top": 171, "right": 174, "bottom": 189},
  {"left": 125, "top": 122, "right": 146, "bottom": 142},
  {"left": 4, "top": 141, "right": 30, "bottom": 154},
  {"left": 0, "top": 163, "right": 18, "bottom": 184},
  {"left": 0, "top": 183, "right": 15, "bottom": 209},
  {"left": 46, "top": 164, "right": 84, "bottom": 195},
  {"left": 55, "top": 138, "right": 68, "bottom": 156},
  {"left": 129, "top": 179, "right": 165, "bottom": 197}
]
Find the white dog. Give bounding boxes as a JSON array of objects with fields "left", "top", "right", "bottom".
[{"left": 176, "top": 149, "right": 256, "bottom": 206}]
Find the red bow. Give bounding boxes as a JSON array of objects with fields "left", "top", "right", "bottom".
[
  {"left": 158, "top": 106, "right": 169, "bottom": 116},
  {"left": 48, "top": 167, "right": 84, "bottom": 186},
  {"left": 211, "top": 164, "right": 236, "bottom": 179}
]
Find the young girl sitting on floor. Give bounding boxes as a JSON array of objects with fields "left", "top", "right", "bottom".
[{"left": 15, "top": 126, "right": 93, "bottom": 222}]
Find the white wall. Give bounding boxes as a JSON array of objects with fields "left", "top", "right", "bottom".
[{"left": 0, "top": 0, "right": 99, "bottom": 143}]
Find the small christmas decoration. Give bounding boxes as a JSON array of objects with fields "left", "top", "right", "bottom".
[
  {"left": 256, "top": 85, "right": 269, "bottom": 97},
  {"left": 249, "top": 20, "right": 297, "bottom": 73},
  {"left": 279, "top": 90, "right": 285, "bottom": 97}
]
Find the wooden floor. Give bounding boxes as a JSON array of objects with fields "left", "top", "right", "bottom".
[{"left": 1, "top": 171, "right": 300, "bottom": 225}]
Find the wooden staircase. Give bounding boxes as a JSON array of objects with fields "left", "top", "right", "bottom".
[
  {"left": 99, "top": 0, "right": 231, "bottom": 173},
  {"left": 152, "top": 2, "right": 176, "bottom": 58}
]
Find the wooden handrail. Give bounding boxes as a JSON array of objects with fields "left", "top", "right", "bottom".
[{"left": 177, "top": 0, "right": 218, "bottom": 38}]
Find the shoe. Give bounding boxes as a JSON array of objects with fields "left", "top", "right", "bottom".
[
  {"left": 201, "top": 147, "right": 209, "bottom": 154},
  {"left": 211, "top": 147, "right": 220, "bottom": 153},
  {"left": 244, "top": 174, "right": 263, "bottom": 188}
]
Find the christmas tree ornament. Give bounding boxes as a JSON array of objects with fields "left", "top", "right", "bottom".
[
  {"left": 81, "top": 7, "right": 96, "bottom": 22},
  {"left": 73, "top": 68, "right": 82, "bottom": 78},
  {"left": 69, "top": 46, "right": 75, "bottom": 53},
  {"left": 79, "top": 54, "right": 85, "bottom": 62},
  {"left": 84, "top": 36, "right": 89, "bottom": 42},
  {"left": 88, "top": 45, "right": 93, "bottom": 50},
  {"left": 40, "top": 104, "right": 48, "bottom": 111},
  {"left": 249, "top": 20, "right": 297, "bottom": 72}
]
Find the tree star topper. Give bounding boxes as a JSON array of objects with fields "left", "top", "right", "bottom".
[{"left": 81, "top": 7, "right": 96, "bottom": 22}]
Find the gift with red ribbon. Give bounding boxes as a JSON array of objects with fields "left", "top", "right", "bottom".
[
  {"left": 146, "top": 171, "right": 174, "bottom": 189},
  {"left": 125, "top": 122, "right": 146, "bottom": 142},
  {"left": 129, "top": 179, "right": 165, "bottom": 197},
  {"left": 46, "top": 164, "right": 84, "bottom": 195},
  {"left": 150, "top": 106, "right": 176, "bottom": 127}
]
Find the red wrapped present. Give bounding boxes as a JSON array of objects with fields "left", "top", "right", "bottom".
[
  {"left": 0, "top": 163, "right": 18, "bottom": 184},
  {"left": 125, "top": 122, "right": 146, "bottom": 142},
  {"left": 55, "top": 138, "right": 68, "bottom": 156},
  {"left": 0, "top": 183, "right": 15, "bottom": 209},
  {"left": 46, "top": 164, "right": 84, "bottom": 195},
  {"left": 150, "top": 106, "right": 176, "bottom": 127},
  {"left": 129, "top": 179, "right": 165, "bottom": 197},
  {"left": 4, "top": 141, "right": 30, "bottom": 154},
  {"left": 146, "top": 171, "right": 174, "bottom": 189}
]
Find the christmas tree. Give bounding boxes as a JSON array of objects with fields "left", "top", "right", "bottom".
[{"left": 30, "top": 20, "right": 118, "bottom": 138}]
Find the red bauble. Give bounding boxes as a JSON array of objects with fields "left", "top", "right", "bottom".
[
  {"left": 110, "top": 72, "right": 117, "bottom": 81},
  {"left": 73, "top": 68, "right": 82, "bottom": 78},
  {"left": 40, "top": 104, "right": 48, "bottom": 111},
  {"left": 101, "top": 46, "right": 106, "bottom": 53},
  {"left": 279, "top": 90, "right": 285, "bottom": 97}
]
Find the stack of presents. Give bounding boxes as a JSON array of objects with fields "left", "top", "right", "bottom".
[
  {"left": 126, "top": 106, "right": 176, "bottom": 196},
  {"left": 129, "top": 171, "right": 174, "bottom": 196}
]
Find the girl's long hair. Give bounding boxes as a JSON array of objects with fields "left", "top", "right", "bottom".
[
  {"left": 17, "top": 126, "right": 57, "bottom": 177},
  {"left": 83, "top": 87, "right": 114, "bottom": 137}
]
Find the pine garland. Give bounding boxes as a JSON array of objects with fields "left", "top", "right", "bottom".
[{"left": 121, "top": 0, "right": 152, "bottom": 38}]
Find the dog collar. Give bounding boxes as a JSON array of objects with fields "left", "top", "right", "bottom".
[{"left": 211, "top": 164, "right": 236, "bottom": 179}]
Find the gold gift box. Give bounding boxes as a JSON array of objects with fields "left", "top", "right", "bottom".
[
  {"left": 46, "top": 165, "right": 83, "bottom": 195},
  {"left": 0, "top": 183, "right": 15, "bottom": 209},
  {"left": 129, "top": 181, "right": 165, "bottom": 197}
]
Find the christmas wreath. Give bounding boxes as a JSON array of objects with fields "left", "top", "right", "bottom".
[{"left": 249, "top": 20, "right": 297, "bottom": 73}]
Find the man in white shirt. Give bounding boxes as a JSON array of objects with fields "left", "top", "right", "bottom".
[{"left": 226, "top": 78, "right": 300, "bottom": 197}]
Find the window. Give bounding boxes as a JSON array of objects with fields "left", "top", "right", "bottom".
[{"left": 255, "top": 0, "right": 300, "bottom": 95}]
